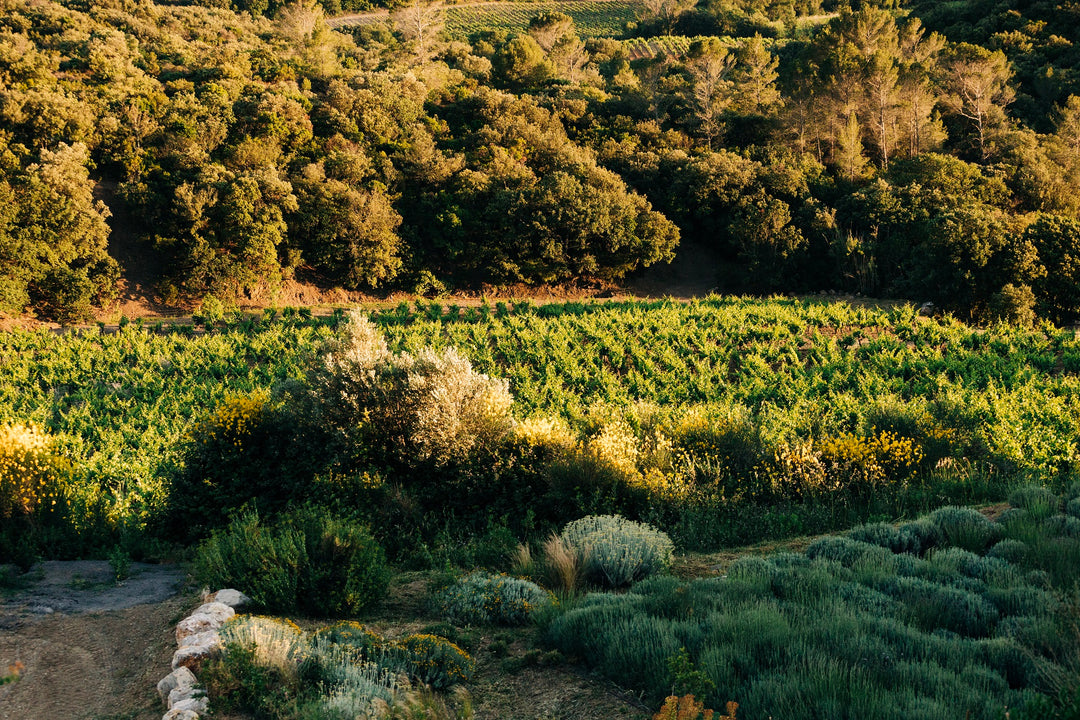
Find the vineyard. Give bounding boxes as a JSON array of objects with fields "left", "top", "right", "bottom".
[
  {"left": 3, "top": 297, "right": 1080, "bottom": 551},
  {"left": 332, "top": 0, "right": 644, "bottom": 39},
  {"left": 620, "top": 34, "right": 726, "bottom": 60},
  {"left": 5, "top": 296, "right": 1080, "bottom": 718},
  {"left": 444, "top": 0, "right": 641, "bottom": 38}
]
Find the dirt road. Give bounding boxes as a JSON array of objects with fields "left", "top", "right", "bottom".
[{"left": 0, "top": 561, "right": 188, "bottom": 720}]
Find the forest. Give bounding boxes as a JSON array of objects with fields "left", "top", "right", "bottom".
[{"left": 1, "top": 0, "right": 1080, "bottom": 325}]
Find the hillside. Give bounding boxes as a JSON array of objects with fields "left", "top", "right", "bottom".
[{"left": 1, "top": 0, "right": 1080, "bottom": 327}]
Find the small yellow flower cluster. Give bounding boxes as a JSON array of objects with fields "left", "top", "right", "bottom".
[
  {"left": 0, "top": 423, "right": 69, "bottom": 519},
  {"left": 761, "top": 429, "right": 926, "bottom": 500},
  {"left": 393, "top": 634, "right": 474, "bottom": 684},
  {"left": 871, "top": 429, "right": 924, "bottom": 474},
  {"left": 818, "top": 429, "right": 923, "bottom": 481},
  {"left": 192, "top": 395, "right": 267, "bottom": 449}
]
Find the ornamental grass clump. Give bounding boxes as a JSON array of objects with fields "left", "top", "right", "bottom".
[
  {"left": 437, "top": 571, "right": 552, "bottom": 626},
  {"left": 0, "top": 423, "right": 70, "bottom": 520},
  {"left": 561, "top": 514, "right": 674, "bottom": 588}
]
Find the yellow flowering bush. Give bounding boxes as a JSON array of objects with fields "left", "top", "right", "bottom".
[
  {"left": 189, "top": 394, "right": 268, "bottom": 451},
  {"left": 761, "top": 441, "right": 829, "bottom": 499},
  {"left": 170, "top": 391, "right": 332, "bottom": 540},
  {"left": 514, "top": 416, "right": 576, "bottom": 455},
  {"left": 386, "top": 634, "right": 476, "bottom": 689},
  {"left": 818, "top": 430, "right": 923, "bottom": 487},
  {"left": 0, "top": 423, "right": 70, "bottom": 519},
  {"left": 587, "top": 421, "right": 641, "bottom": 480}
]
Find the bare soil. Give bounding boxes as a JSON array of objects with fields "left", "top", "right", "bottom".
[{"left": 0, "top": 561, "right": 189, "bottom": 720}]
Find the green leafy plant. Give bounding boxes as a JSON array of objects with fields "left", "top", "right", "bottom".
[
  {"left": 107, "top": 545, "right": 131, "bottom": 582},
  {"left": 193, "top": 507, "right": 389, "bottom": 616},
  {"left": 385, "top": 634, "right": 476, "bottom": 690}
]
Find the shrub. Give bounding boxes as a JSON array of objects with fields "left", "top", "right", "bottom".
[
  {"left": 875, "top": 575, "right": 1000, "bottom": 637},
  {"left": 1044, "top": 515, "right": 1080, "bottom": 539},
  {"left": 846, "top": 523, "right": 901, "bottom": 551},
  {"left": 193, "top": 510, "right": 305, "bottom": 613},
  {"left": 817, "top": 430, "right": 923, "bottom": 491},
  {"left": 193, "top": 507, "right": 389, "bottom": 616},
  {"left": 1066, "top": 497, "right": 1080, "bottom": 519},
  {"left": 987, "top": 539, "right": 1028, "bottom": 565},
  {"left": 561, "top": 515, "right": 674, "bottom": 587},
  {"left": 291, "top": 506, "right": 390, "bottom": 617},
  {"left": 305, "top": 623, "right": 474, "bottom": 692},
  {"left": 167, "top": 394, "right": 332, "bottom": 540},
  {"left": 299, "top": 633, "right": 400, "bottom": 718},
  {"left": 927, "top": 506, "right": 999, "bottom": 552},
  {"left": 846, "top": 519, "right": 940, "bottom": 555},
  {"left": 805, "top": 536, "right": 882, "bottom": 567},
  {"left": 203, "top": 616, "right": 309, "bottom": 719},
  {"left": 311, "top": 621, "right": 384, "bottom": 655},
  {"left": 316, "top": 660, "right": 399, "bottom": 720},
  {"left": 303, "top": 311, "right": 513, "bottom": 467},
  {"left": 0, "top": 423, "right": 70, "bottom": 520},
  {"left": 669, "top": 408, "right": 762, "bottom": 478},
  {"left": 436, "top": 571, "right": 552, "bottom": 626},
  {"left": 219, "top": 615, "right": 308, "bottom": 680},
  {"left": 896, "top": 519, "right": 944, "bottom": 555},
  {"left": 385, "top": 634, "right": 476, "bottom": 689}
]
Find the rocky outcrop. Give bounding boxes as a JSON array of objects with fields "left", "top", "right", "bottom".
[{"left": 157, "top": 588, "right": 252, "bottom": 720}]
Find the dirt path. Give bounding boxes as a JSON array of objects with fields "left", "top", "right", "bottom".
[{"left": 0, "top": 561, "right": 189, "bottom": 720}]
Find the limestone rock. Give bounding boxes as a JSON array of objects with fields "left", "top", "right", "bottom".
[
  {"left": 169, "top": 685, "right": 205, "bottom": 709},
  {"left": 175, "top": 603, "right": 233, "bottom": 644},
  {"left": 192, "top": 601, "right": 235, "bottom": 624},
  {"left": 172, "top": 642, "right": 219, "bottom": 672},
  {"left": 156, "top": 666, "right": 197, "bottom": 704},
  {"left": 178, "top": 630, "right": 221, "bottom": 650},
  {"left": 161, "top": 709, "right": 200, "bottom": 720},
  {"left": 207, "top": 588, "right": 252, "bottom": 610},
  {"left": 170, "top": 696, "right": 209, "bottom": 715}
]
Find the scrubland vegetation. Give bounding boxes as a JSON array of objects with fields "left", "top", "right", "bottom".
[
  {"left": 3, "top": 298, "right": 1080, "bottom": 716},
  {"left": 5, "top": 0, "right": 1080, "bottom": 715}
]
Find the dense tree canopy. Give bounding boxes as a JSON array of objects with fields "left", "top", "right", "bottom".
[{"left": 3, "top": 0, "right": 1080, "bottom": 324}]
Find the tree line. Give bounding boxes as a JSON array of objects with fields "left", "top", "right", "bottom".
[{"left": 2, "top": 0, "right": 1080, "bottom": 324}]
